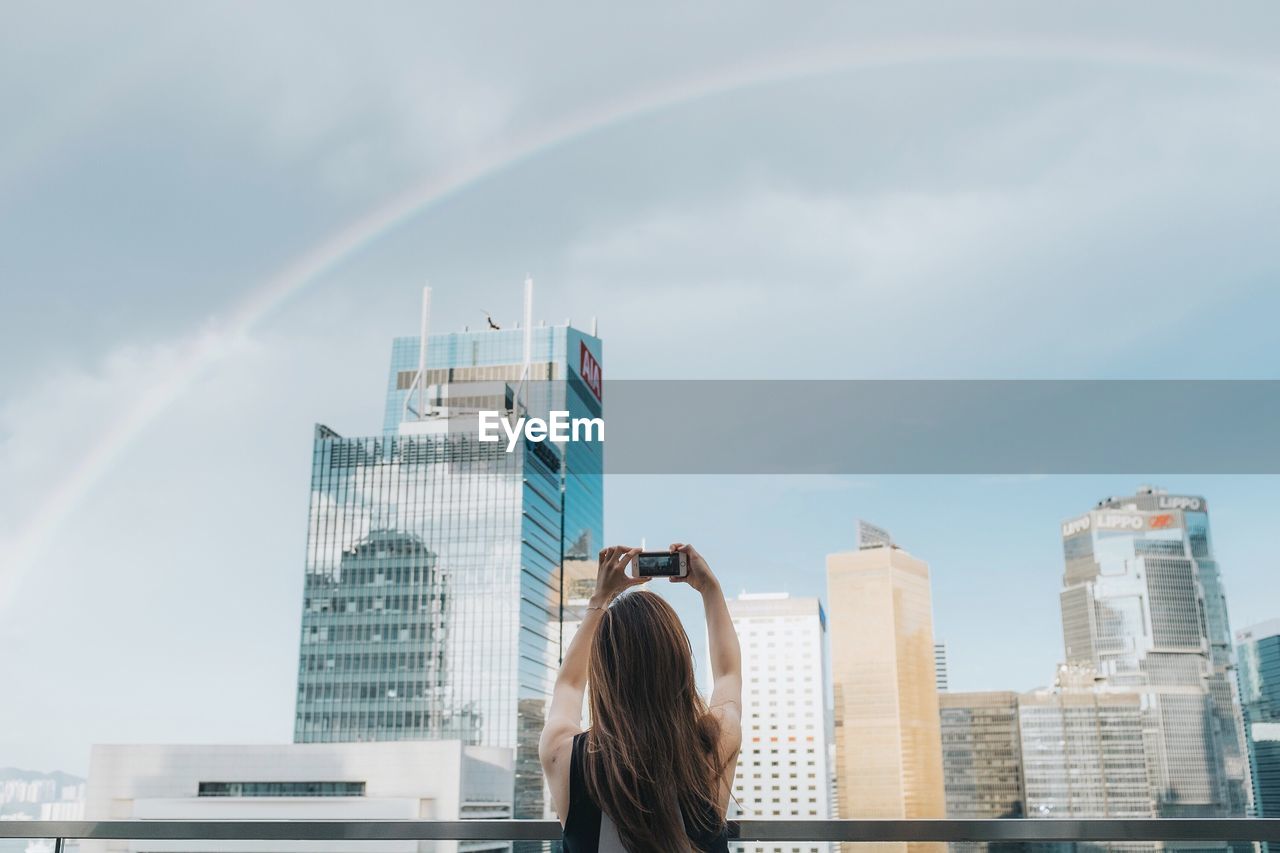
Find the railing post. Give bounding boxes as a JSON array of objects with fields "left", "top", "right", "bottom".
[{"left": 54, "top": 838, "right": 64, "bottom": 853}]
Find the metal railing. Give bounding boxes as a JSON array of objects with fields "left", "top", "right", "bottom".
[{"left": 3, "top": 819, "right": 1280, "bottom": 844}]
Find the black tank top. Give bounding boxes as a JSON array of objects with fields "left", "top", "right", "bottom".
[{"left": 562, "top": 731, "right": 730, "bottom": 853}]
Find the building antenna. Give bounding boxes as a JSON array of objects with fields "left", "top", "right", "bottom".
[
  {"left": 516, "top": 275, "right": 533, "bottom": 413},
  {"left": 523, "top": 275, "right": 533, "bottom": 378},
  {"left": 403, "top": 285, "right": 431, "bottom": 422}
]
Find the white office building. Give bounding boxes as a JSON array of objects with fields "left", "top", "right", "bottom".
[
  {"left": 38, "top": 801, "right": 84, "bottom": 821},
  {"left": 725, "top": 593, "right": 833, "bottom": 853},
  {"left": 83, "top": 741, "right": 513, "bottom": 853}
]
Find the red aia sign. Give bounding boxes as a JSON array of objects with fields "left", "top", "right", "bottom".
[
  {"left": 579, "top": 341, "right": 602, "bottom": 401},
  {"left": 1149, "top": 514, "right": 1175, "bottom": 529}
]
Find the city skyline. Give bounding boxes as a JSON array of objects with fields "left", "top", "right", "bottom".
[
  {"left": 6, "top": 2, "right": 1280, "bottom": 781},
  {"left": 934, "top": 487, "right": 1258, "bottom": 852},
  {"left": 5, "top": 411, "right": 1278, "bottom": 779},
  {"left": 6, "top": 394, "right": 1280, "bottom": 779}
]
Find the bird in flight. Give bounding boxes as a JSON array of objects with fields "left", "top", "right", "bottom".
[{"left": 481, "top": 310, "right": 501, "bottom": 331}]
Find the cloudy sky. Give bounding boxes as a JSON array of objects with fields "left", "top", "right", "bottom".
[{"left": 3, "top": 2, "right": 1280, "bottom": 775}]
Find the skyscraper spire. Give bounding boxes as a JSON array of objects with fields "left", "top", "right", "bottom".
[{"left": 401, "top": 285, "right": 432, "bottom": 423}]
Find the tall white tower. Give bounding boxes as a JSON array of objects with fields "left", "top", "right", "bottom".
[{"left": 723, "top": 593, "right": 833, "bottom": 853}]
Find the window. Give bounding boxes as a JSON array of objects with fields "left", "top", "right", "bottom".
[{"left": 198, "top": 781, "right": 366, "bottom": 797}]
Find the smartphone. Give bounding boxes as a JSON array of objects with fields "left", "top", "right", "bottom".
[{"left": 635, "top": 550, "right": 689, "bottom": 578}]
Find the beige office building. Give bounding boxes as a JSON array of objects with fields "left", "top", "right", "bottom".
[{"left": 827, "top": 523, "right": 946, "bottom": 853}]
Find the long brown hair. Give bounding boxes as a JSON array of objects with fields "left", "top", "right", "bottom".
[{"left": 584, "top": 590, "right": 725, "bottom": 853}]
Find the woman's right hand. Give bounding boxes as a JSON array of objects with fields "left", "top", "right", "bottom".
[{"left": 669, "top": 543, "right": 720, "bottom": 595}]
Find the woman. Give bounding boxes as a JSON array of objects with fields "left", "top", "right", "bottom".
[{"left": 539, "top": 543, "right": 743, "bottom": 853}]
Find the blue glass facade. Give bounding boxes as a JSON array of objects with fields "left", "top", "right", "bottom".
[
  {"left": 294, "top": 323, "right": 604, "bottom": 828},
  {"left": 1253, "top": 741, "right": 1280, "bottom": 829},
  {"left": 1237, "top": 620, "right": 1280, "bottom": 837},
  {"left": 382, "top": 325, "right": 603, "bottom": 571}
]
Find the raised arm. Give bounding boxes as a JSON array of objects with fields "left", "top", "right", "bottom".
[
  {"left": 538, "top": 545, "right": 645, "bottom": 823},
  {"left": 670, "top": 543, "right": 742, "bottom": 800}
]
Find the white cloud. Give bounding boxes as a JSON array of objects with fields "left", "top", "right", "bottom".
[
  {"left": 0, "top": 4, "right": 517, "bottom": 198},
  {"left": 206, "top": 23, "right": 515, "bottom": 194},
  {"left": 0, "top": 326, "right": 259, "bottom": 611},
  {"left": 559, "top": 80, "right": 1280, "bottom": 378},
  {"left": 0, "top": 298, "right": 383, "bottom": 770},
  {"left": 569, "top": 185, "right": 1019, "bottom": 291}
]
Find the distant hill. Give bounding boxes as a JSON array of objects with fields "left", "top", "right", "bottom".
[{"left": 0, "top": 767, "right": 85, "bottom": 786}]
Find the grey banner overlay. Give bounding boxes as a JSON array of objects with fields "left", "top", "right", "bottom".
[{"left": 533, "top": 380, "right": 1279, "bottom": 474}]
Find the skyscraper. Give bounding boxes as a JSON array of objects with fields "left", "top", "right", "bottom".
[
  {"left": 1237, "top": 618, "right": 1280, "bottom": 842},
  {"left": 293, "top": 291, "right": 603, "bottom": 827},
  {"left": 1249, "top": 725, "right": 1280, "bottom": 853},
  {"left": 727, "top": 593, "right": 833, "bottom": 853},
  {"left": 934, "top": 642, "right": 949, "bottom": 693},
  {"left": 827, "top": 524, "right": 946, "bottom": 853},
  {"left": 555, "top": 542, "right": 600, "bottom": 656},
  {"left": 1058, "top": 486, "right": 1250, "bottom": 820},
  {"left": 939, "top": 691, "right": 1024, "bottom": 853},
  {"left": 1017, "top": 666, "right": 1153, "bottom": 853}
]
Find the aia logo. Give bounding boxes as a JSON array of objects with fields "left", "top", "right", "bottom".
[
  {"left": 579, "top": 341, "right": 602, "bottom": 401},
  {"left": 1149, "top": 514, "right": 1174, "bottom": 529}
]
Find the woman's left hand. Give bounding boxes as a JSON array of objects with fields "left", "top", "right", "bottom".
[{"left": 590, "top": 546, "right": 647, "bottom": 607}]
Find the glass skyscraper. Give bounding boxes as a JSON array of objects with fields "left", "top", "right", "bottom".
[
  {"left": 293, "top": 321, "right": 604, "bottom": 828},
  {"left": 1058, "top": 486, "right": 1250, "bottom": 824},
  {"left": 1018, "top": 667, "right": 1154, "bottom": 853},
  {"left": 1237, "top": 617, "right": 1280, "bottom": 726},
  {"left": 1237, "top": 618, "right": 1280, "bottom": 849}
]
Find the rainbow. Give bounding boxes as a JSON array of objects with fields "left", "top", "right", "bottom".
[{"left": 4, "top": 35, "right": 1278, "bottom": 608}]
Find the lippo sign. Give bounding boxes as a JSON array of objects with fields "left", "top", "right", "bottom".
[
  {"left": 579, "top": 341, "right": 602, "bottom": 401},
  {"left": 1157, "top": 495, "right": 1205, "bottom": 511},
  {"left": 1061, "top": 511, "right": 1181, "bottom": 538}
]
